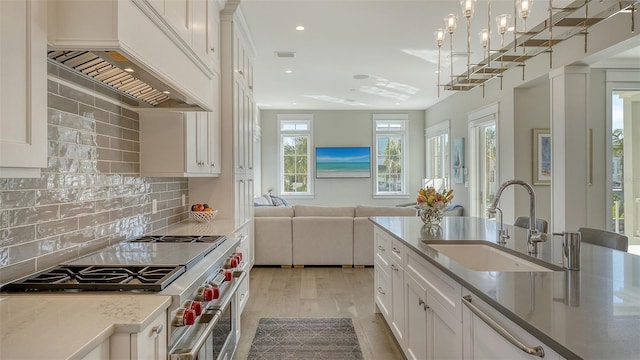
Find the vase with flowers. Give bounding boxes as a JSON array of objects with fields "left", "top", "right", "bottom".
[{"left": 417, "top": 186, "right": 454, "bottom": 226}]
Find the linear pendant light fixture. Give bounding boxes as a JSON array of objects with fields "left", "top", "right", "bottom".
[{"left": 433, "top": 0, "right": 639, "bottom": 94}]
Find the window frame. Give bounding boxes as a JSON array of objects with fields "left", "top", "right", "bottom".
[
  {"left": 277, "top": 114, "right": 314, "bottom": 197},
  {"left": 424, "top": 120, "right": 451, "bottom": 190},
  {"left": 373, "top": 114, "right": 409, "bottom": 197}
]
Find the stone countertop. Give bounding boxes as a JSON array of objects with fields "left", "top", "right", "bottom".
[
  {"left": 152, "top": 219, "right": 237, "bottom": 237},
  {"left": 0, "top": 293, "right": 171, "bottom": 360},
  {"left": 371, "top": 216, "right": 640, "bottom": 360}
]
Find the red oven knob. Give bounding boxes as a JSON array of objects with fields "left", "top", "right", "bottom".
[
  {"left": 174, "top": 308, "right": 196, "bottom": 327},
  {"left": 195, "top": 286, "right": 214, "bottom": 302},
  {"left": 183, "top": 309, "right": 196, "bottom": 325},
  {"left": 229, "top": 257, "right": 238, "bottom": 268},
  {"left": 189, "top": 301, "right": 203, "bottom": 316},
  {"left": 224, "top": 270, "right": 233, "bottom": 281},
  {"left": 236, "top": 252, "right": 243, "bottom": 261},
  {"left": 211, "top": 286, "right": 220, "bottom": 299},
  {"left": 234, "top": 254, "right": 242, "bottom": 264}
]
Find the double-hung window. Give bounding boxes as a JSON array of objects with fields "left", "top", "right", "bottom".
[
  {"left": 374, "top": 114, "right": 408, "bottom": 196},
  {"left": 278, "top": 114, "right": 313, "bottom": 196},
  {"left": 424, "top": 120, "right": 450, "bottom": 190}
]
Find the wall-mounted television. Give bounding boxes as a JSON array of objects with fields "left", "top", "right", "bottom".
[{"left": 315, "top": 146, "right": 371, "bottom": 178}]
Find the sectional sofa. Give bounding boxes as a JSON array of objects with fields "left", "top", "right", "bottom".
[{"left": 253, "top": 204, "right": 418, "bottom": 267}]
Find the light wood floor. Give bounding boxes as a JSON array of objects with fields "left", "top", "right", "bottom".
[{"left": 235, "top": 266, "right": 404, "bottom": 360}]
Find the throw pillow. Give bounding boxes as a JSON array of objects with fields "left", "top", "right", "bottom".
[{"left": 269, "top": 194, "right": 290, "bottom": 207}]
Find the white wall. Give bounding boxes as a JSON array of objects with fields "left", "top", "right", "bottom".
[{"left": 259, "top": 110, "right": 425, "bottom": 206}]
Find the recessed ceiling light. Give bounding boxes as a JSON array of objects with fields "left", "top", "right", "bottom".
[
  {"left": 353, "top": 74, "right": 369, "bottom": 80},
  {"left": 295, "top": 25, "right": 305, "bottom": 31},
  {"left": 124, "top": 67, "right": 135, "bottom": 73},
  {"left": 292, "top": 102, "right": 297, "bottom": 105},
  {"left": 395, "top": 102, "right": 401, "bottom": 105},
  {"left": 285, "top": 70, "right": 293, "bottom": 74}
]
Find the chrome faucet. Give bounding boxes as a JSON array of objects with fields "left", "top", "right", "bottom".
[
  {"left": 487, "top": 179, "right": 547, "bottom": 254},
  {"left": 490, "top": 207, "right": 510, "bottom": 245}
]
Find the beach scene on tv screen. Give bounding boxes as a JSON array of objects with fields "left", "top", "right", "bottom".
[{"left": 316, "top": 147, "right": 371, "bottom": 178}]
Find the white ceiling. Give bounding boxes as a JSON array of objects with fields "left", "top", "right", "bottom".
[{"left": 240, "top": 0, "right": 640, "bottom": 111}]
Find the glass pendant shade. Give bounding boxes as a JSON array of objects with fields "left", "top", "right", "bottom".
[
  {"left": 517, "top": 0, "right": 533, "bottom": 19},
  {"left": 445, "top": 13, "right": 458, "bottom": 33},
  {"left": 460, "top": 0, "right": 477, "bottom": 19},
  {"left": 434, "top": 28, "right": 446, "bottom": 47},
  {"left": 479, "top": 29, "right": 489, "bottom": 48},
  {"left": 496, "top": 14, "right": 511, "bottom": 34}
]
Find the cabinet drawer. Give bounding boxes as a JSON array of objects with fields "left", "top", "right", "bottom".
[
  {"left": 406, "top": 251, "right": 462, "bottom": 321},
  {"left": 375, "top": 229, "right": 390, "bottom": 261},
  {"left": 389, "top": 238, "right": 404, "bottom": 264},
  {"left": 374, "top": 259, "right": 391, "bottom": 319}
]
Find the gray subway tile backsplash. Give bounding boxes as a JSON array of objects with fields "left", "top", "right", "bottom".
[{"left": 0, "top": 65, "right": 188, "bottom": 284}]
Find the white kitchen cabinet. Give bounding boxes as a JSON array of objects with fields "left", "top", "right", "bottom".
[
  {"left": 374, "top": 258, "right": 392, "bottom": 318},
  {"left": 110, "top": 311, "right": 167, "bottom": 360},
  {"left": 0, "top": 0, "right": 47, "bottom": 178},
  {"left": 140, "top": 110, "right": 220, "bottom": 177},
  {"left": 375, "top": 226, "right": 464, "bottom": 360},
  {"left": 389, "top": 241, "right": 405, "bottom": 344},
  {"left": 462, "top": 292, "right": 564, "bottom": 360},
  {"left": 404, "top": 271, "right": 462, "bottom": 360},
  {"left": 374, "top": 229, "right": 404, "bottom": 345}
]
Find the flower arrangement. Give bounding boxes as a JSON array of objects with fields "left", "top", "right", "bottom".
[{"left": 417, "top": 186, "right": 454, "bottom": 211}]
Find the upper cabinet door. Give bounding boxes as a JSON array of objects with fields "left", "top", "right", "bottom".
[
  {"left": 0, "top": 0, "right": 47, "bottom": 178},
  {"left": 164, "top": 0, "right": 191, "bottom": 43}
]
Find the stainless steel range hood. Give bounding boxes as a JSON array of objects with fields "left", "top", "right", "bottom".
[{"left": 48, "top": 50, "right": 202, "bottom": 109}]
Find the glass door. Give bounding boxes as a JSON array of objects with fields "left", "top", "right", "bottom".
[
  {"left": 469, "top": 116, "right": 498, "bottom": 219},
  {"left": 611, "top": 90, "right": 640, "bottom": 245}
]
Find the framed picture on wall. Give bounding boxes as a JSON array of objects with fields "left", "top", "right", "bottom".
[
  {"left": 452, "top": 138, "right": 464, "bottom": 184},
  {"left": 315, "top": 146, "right": 371, "bottom": 178},
  {"left": 532, "top": 128, "right": 551, "bottom": 185}
]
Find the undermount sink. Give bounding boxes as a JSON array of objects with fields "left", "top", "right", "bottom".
[{"left": 427, "top": 243, "right": 560, "bottom": 272}]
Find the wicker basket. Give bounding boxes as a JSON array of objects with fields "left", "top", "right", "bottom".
[{"left": 190, "top": 210, "right": 218, "bottom": 223}]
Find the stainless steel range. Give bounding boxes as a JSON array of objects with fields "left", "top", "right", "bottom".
[{"left": 0, "top": 234, "right": 245, "bottom": 360}]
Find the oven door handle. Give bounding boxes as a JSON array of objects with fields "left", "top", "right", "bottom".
[
  {"left": 211, "top": 270, "right": 246, "bottom": 311},
  {"left": 169, "top": 271, "right": 246, "bottom": 360},
  {"left": 170, "top": 310, "right": 222, "bottom": 360}
]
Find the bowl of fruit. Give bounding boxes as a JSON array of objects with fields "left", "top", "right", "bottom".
[{"left": 190, "top": 203, "right": 218, "bottom": 223}]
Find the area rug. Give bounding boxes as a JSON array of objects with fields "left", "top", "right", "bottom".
[{"left": 246, "top": 317, "right": 363, "bottom": 359}]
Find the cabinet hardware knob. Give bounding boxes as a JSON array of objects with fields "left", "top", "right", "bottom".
[
  {"left": 390, "top": 264, "right": 398, "bottom": 271},
  {"left": 377, "top": 287, "right": 386, "bottom": 295},
  {"left": 392, "top": 247, "right": 400, "bottom": 254},
  {"left": 377, "top": 245, "right": 385, "bottom": 251},
  {"left": 151, "top": 324, "right": 163, "bottom": 335}
]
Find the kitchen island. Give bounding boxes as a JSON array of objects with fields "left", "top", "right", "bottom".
[{"left": 371, "top": 216, "right": 640, "bottom": 360}]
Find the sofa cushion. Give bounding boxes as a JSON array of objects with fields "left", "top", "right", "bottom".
[
  {"left": 293, "top": 205, "right": 355, "bottom": 217},
  {"left": 254, "top": 206, "right": 294, "bottom": 217},
  {"left": 355, "top": 205, "right": 417, "bottom": 217}
]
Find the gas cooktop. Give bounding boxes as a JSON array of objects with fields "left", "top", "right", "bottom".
[
  {"left": 130, "top": 235, "right": 226, "bottom": 244},
  {"left": 1, "top": 234, "right": 229, "bottom": 293},
  {"left": 1, "top": 265, "right": 185, "bottom": 292}
]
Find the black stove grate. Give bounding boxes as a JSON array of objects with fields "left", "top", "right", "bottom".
[
  {"left": 1, "top": 265, "right": 186, "bottom": 292},
  {"left": 130, "top": 235, "right": 226, "bottom": 244}
]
